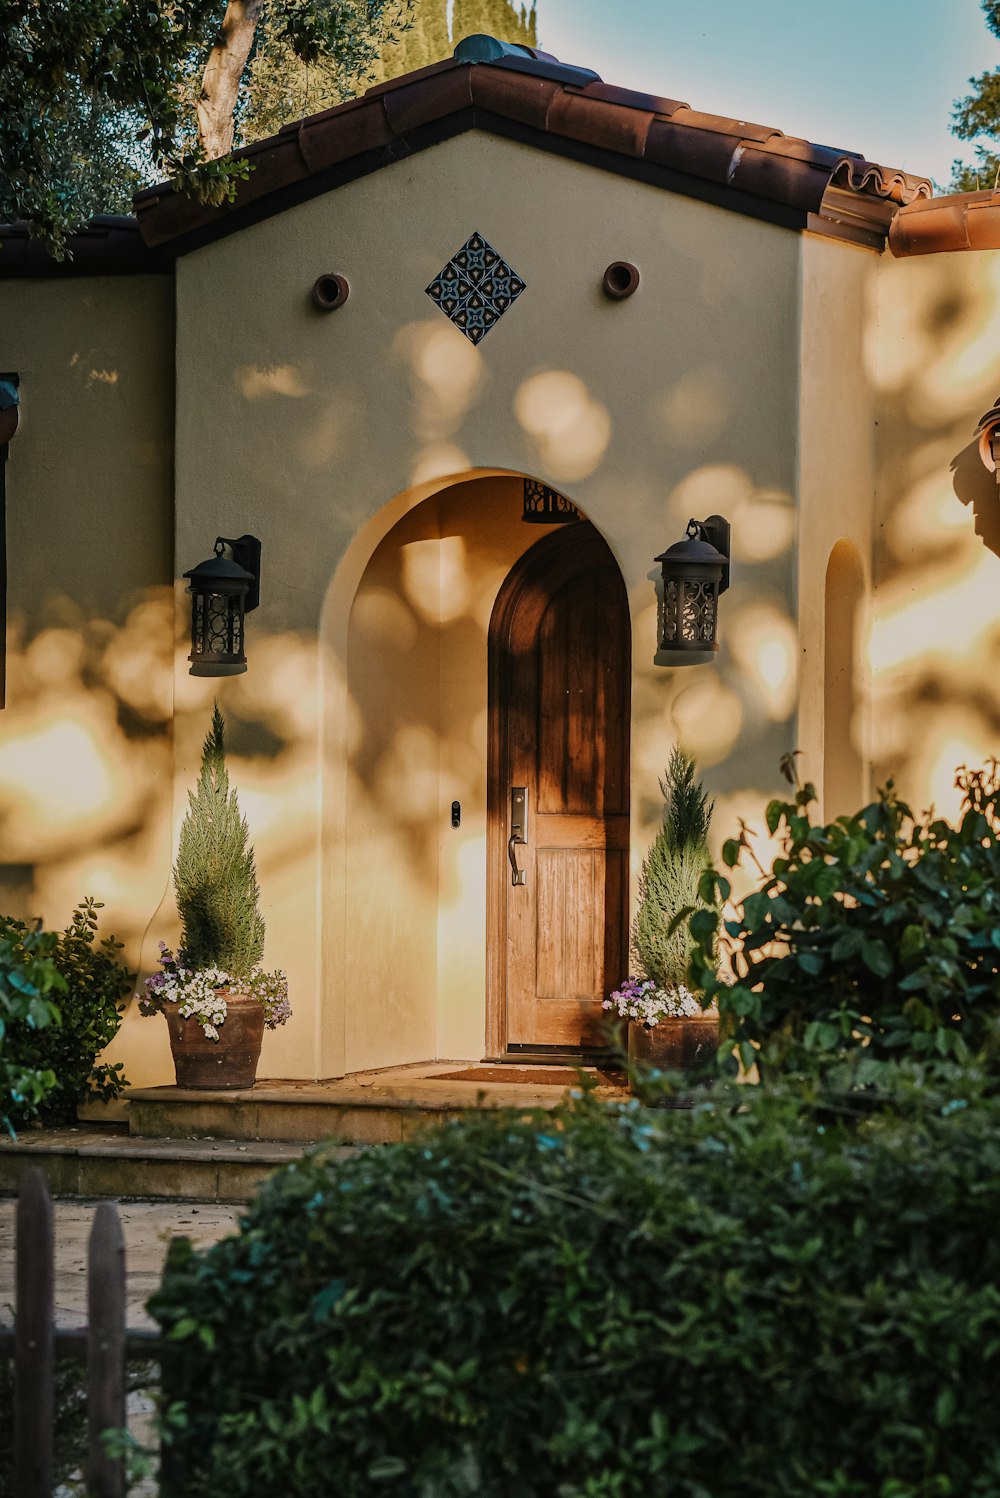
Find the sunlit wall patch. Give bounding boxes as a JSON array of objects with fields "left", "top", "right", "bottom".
[{"left": 425, "top": 232, "right": 526, "bottom": 345}]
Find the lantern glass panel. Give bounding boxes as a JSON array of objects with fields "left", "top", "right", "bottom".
[
  {"left": 682, "top": 578, "right": 718, "bottom": 646},
  {"left": 190, "top": 588, "right": 248, "bottom": 675}
]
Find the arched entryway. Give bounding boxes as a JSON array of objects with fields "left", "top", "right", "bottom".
[
  {"left": 487, "top": 523, "right": 631, "bottom": 1058},
  {"left": 327, "top": 477, "right": 631, "bottom": 1076}
]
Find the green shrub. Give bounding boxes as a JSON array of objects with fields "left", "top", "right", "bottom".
[
  {"left": 632, "top": 748, "right": 715, "bottom": 990},
  {"left": 688, "top": 759, "right": 1000, "bottom": 1082},
  {"left": 173, "top": 703, "right": 265, "bottom": 977},
  {"left": 0, "top": 898, "right": 131, "bottom": 1127},
  {"left": 0, "top": 924, "right": 63, "bottom": 1134},
  {"left": 152, "top": 1081, "right": 1000, "bottom": 1497}
]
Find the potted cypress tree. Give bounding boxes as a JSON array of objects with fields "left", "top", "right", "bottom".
[
  {"left": 138, "top": 704, "right": 290, "bottom": 1088},
  {"left": 605, "top": 748, "right": 719, "bottom": 1071}
]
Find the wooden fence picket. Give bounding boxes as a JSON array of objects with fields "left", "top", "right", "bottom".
[
  {"left": 14, "top": 1168, "right": 54, "bottom": 1498},
  {"left": 86, "top": 1202, "right": 126, "bottom": 1498},
  {"left": 6, "top": 1174, "right": 164, "bottom": 1497}
]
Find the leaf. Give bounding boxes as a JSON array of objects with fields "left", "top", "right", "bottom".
[
  {"left": 367, "top": 1456, "right": 408, "bottom": 1480},
  {"left": 722, "top": 838, "right": 742, "bottom": 868},
  {"left": 899, "top": 924, "right": 926, "bottom": 963},
  {"left": 826, "top": 934, "right": 862, "bottom": 958},
  {"left": 860, "top": 938, "right": 893, "bottom": 978},
  {"left": 797, "top": 952, "right": 825, "bottom": 976}
]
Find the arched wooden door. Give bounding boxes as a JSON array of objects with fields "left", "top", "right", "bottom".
[{"left": 487, "top": 523, "right": 631, "bottom": 1055}]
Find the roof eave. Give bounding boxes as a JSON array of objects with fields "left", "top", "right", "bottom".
[{"left": 132, "top": 53, "right": 931, "bottom": 258}]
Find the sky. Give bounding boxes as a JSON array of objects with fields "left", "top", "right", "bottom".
[{"left": 531, "top": 0, "right": 999, "bottom": 188}]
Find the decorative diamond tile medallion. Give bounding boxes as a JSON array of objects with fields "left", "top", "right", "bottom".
[{"left": 425, "top": 231, "right": 526, "bottom": 344}]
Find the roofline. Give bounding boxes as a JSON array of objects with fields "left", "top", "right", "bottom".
[
  {"left": 889, "top": 190, "right": 1000, "bottom": 257},
  {"left": 131, "top": 47, "right": 930, "bottom": 258},
  {"left": 0, "top": 216, "right": 172, "bottom": 278}
]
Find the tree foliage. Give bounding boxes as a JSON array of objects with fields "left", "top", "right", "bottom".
[
  {"left": 3, "top": 0, "right": 540, "bottom": 255},
  {"left": 174, "top": 704, "right": 266, "bottom": 977},
  {"left": 632, "top": 748, "right": 715, "bottom": 990},
  {"left": 239, "top": 0, "right": 536, "bottom": 155},
  {"left": 1, "top": 0, "right": 414, "bottom": 254},
  {"left": 951, "top": 1, "right": 1000, "bottom": 190}
]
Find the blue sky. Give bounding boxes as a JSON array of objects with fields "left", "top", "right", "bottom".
[{"left": 532, "top": 0, "right": 998, "bottom": 187}]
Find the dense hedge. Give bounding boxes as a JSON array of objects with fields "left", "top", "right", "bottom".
[
  {"left": 1, "top": 898, "right": 131, "bottom": 1126},
  {"left": 152, "top": 1082, "right": 1000, "bottom": 1498},
  {"left": 689, "top": 762, "right": 1000, "bottom": 1082}
]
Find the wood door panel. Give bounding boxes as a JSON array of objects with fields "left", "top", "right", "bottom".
[
  {"left": 488, "top": 523, "right": 630, "bottom": 1054},
  {"left": 536, "top": 848, "right": 600, "bottom": 1001},
  {"left": 535, "top": 813, "right": 629, "bottom": 850}
]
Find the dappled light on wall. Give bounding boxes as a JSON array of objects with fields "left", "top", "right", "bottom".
[
  {"left": 0, "top": 592, "right": 174, "bottom": 960},
  {"left": 728, "top": 600, "right": 798, "bottom": 722},
  {"left": 236, "top": 364, "right": 311, "bottom": 400},
  {"left": 393, "top": 318, "right": 486, "bottom": 443},
  {"left": 669, "top": 675, "right": 744, "bottom": 768},
  {"left": 400, "top": 535, "right": 472, "bottom": 627},
  {"left": 514, "top": 371, "right": 611, "bottom": 483}
]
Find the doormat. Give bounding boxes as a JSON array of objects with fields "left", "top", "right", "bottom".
[{"left": 434, "top": 1067, "right": 623, "bottom": 1087}]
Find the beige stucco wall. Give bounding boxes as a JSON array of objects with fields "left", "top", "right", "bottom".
[
  {"left": 797, "top": 233, "right": 877, "bottom": 816},
  {"left": 167, "top": 130, "right": 805, "bottom": 1080},
  {"left": 870, "top": 248, "right": 1000, "bottom": 817},
  {"left": 0, "top": 275, "right": 176, "bottom": 1085}
]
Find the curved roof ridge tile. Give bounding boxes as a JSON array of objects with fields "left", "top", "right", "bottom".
[{"left": 830, "top": 158, "right": 931, "bottom": 206}]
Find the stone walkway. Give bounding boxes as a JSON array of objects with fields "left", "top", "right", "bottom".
[{"left": 0, "top": 1196, "right": 242, "bottom": 1329}]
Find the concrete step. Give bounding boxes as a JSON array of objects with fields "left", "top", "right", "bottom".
[
  {"left": 126, "top": 1065, "right": 625, "bottom": 1145},
  {"left": 0, "top": 1126, "right": 355, "bottom": 1202}
]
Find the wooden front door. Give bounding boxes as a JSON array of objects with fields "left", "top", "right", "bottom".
[{"left": 487, "top": 523, "right": 631, "bottom": 1054}]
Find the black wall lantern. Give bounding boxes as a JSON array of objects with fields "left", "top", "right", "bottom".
[
  {"left": 522, "top": 478, "right": 580, "bottom": 524},
  {"left": 183, "top": 534, "right": 262, "bottom": 677},
  {"left": 654, "top": 515, "right": 731, "bottom": 656}
]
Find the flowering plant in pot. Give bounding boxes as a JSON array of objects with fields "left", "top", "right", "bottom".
[
  {"left": 609, "top": 748, "right": 719, "bottom": 1075},
  {"left": 138, "top": 704, "right": 290, "bottom": 1089}
]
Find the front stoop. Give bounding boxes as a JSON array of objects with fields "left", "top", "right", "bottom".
[
  {"left": 126, "top": 1064, "right": 624, "bottom": 1146},
  {"left": 1, "top": 1066, "right": 627, "bottom": 1201},
  {"left": 0, "top": 1126, "right": 355, "bottom": 1202}
]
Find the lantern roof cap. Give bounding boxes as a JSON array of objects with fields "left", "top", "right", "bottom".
[
  {"left": 183, "top": 552, "right": 255, "bottom": 583},
  {"left": 654, "top": 534, "right": 727, "bottom": 566}
]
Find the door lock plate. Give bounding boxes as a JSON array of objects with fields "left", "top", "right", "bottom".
[{"left": 508, "top": 786, "right": 528, "bottom": 886}]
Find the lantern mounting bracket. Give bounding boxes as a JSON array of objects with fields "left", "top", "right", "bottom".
[
  {"left": 692, "top": 515, "right": 731, "bottom": 594},
  {"left": 218, "top": 534, "right": 261, "bottom": 612}
]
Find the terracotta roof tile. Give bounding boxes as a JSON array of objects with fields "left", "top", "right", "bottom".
[
  {"left": 380, "top": 65, "right": 474, "bottom": 136},
  {"left": 0, "top": 215, "right": 170, "bottom": 276},
  {"left": 890, "top": 190, "right": 1000, "bottom": 256},
  {"left": 545, "top": 89, "right": 654, "bottom": 157},
  {"left": 576, "top": 80, "right": 690, "bottom": 118},
  {"left": 469, "top": 65, "right": 562, "bottom": 129},
  {"left": 727, "top": 141, "right": 830, "bottom": 214},
  {"left": 293, "top": 95, "right": 394, "bottom": 175},
  {"left": 643, "top": 118, "right": 744, "bottom": 185}
]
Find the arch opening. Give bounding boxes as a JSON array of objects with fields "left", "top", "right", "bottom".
[{"left": 328, "top": 471, "right": 615, "bottom": 1076}]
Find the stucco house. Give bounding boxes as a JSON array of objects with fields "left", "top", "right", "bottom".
[{"left": 1, "top": 34, "right": 998, "bottom": 1091}]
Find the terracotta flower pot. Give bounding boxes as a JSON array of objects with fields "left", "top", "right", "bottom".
[
  {"left": 164, "top": 989, "right": 264, "bottom": 1090},
  {"left": 628, "top": 1015, "right": 719, "bottom": 1074}
]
